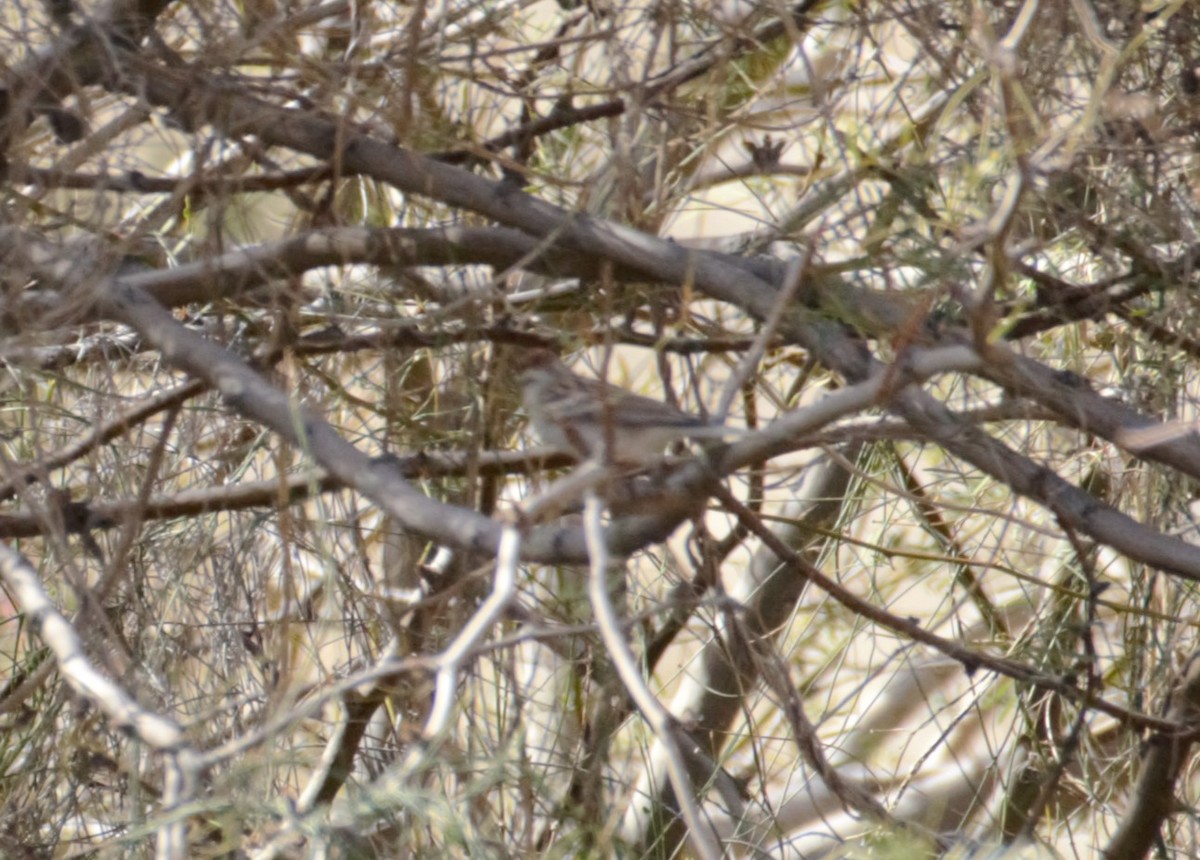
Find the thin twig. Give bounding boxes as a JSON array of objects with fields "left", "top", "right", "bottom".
[{"left": 582, "top": 490, "right": 723, "bottom": 860}]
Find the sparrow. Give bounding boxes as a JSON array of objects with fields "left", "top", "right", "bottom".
[{"left": 515, "top": 348, "right": 735, "bottom": 463}]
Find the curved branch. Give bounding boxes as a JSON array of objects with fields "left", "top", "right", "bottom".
[{"left": 1103, "top": 653, "right": 1200, "bottom": 860}]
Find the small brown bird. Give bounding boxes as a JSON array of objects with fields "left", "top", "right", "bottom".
[{"left": 515, "top": 348, "right": 736, "bottom": 463}]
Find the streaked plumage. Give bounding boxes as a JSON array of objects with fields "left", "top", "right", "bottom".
[{"left": 516, "top": 348, "right": 733, "bottom": 463}]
